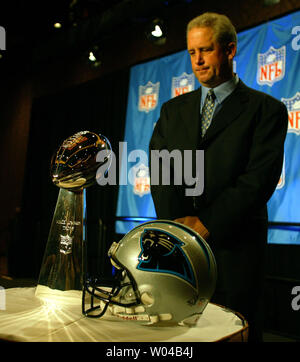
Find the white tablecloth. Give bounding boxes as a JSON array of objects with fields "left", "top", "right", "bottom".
[{"left": 0, "top": 287, "right": 247, "bottom": 342}]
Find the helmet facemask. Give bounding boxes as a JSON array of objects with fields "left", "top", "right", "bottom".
[{"left": 82, "top": 263, "right": 142, "bottom": 319}]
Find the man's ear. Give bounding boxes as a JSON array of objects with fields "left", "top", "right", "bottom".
[{"left": 226, "top": 42, "right": 237, "bottom": 59}]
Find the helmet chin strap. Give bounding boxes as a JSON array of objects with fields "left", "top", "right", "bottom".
[{"left": 109, "top": 304, "right": 174, "bottom": 324}]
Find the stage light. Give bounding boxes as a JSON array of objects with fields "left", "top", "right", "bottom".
[
  {"left": 86, "top": 45, "right": 102, "bottom": 68},
  {"left": 146, "top": 18, "right": 166, "bottom": 45},
  {"left": 152, "top": 25, "right": 163, "bottom": 38},
  {"left": 89, "top": 51, "right": 96, "bottom": 62},
  {"left": 54, "top": 22, "right": 62, "bottom": 29}
]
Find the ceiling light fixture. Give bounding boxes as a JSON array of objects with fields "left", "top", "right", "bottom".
[
  {"left": 146, "top": 18, "right": 166, "bottom": 45},
  {"left": 151, "top": 25, "right": 163, "bottom": 38},
  {"left": 86, "top": 45, "right": 102, "bottom": 68}
]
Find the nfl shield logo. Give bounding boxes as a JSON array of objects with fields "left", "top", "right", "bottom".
[
  {"left": 138, "top": 81, "right": 160, "bottom": 113},
  {"left": 133, "top": 163, "right": 150, "bottom": 197},
  {"left": 281, "top": 92, "right": 300, "bottom": 135},
  {"left": 257, "top": 46, "right": 285, "bottom": 86},
  {"left": 171, "top": 72, "right": 195, "bottom": 98}
]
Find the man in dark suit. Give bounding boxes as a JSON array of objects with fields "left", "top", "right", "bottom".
[{"left": 149, "top": 12, "right": 288, "bottom": 341}]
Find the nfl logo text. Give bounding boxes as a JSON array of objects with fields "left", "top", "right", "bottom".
[
  {"left": 257, "top": 46, "right": 286, "bottom": 86},
  {"left": 171, "top": 72, "right": 194, "bottom": 98},
  {"left": 281, "top": 92, "right": 300, "bottom": 135},
  {"left": 138, "top": 81, "right": 160, "bottom": 113}
]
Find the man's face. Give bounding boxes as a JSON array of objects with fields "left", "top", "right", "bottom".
[{"left": 187, "top": 26, "right": 236, "bottom": 88}]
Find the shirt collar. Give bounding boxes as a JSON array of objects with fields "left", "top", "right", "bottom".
[{"left": 201, "top": 73, "right": 239, "bottom": 106}]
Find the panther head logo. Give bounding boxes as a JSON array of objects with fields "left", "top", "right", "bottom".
[{"left": 137, "top": 229, "right": 196, "bottom": 288}]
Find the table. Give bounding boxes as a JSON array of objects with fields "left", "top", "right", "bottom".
[{"left": 0, "top": 287, "right": 248, "bottom": 342}]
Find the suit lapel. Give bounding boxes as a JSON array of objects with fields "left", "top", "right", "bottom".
[
  {"left": 178, "top": 88, "right": 201, "bottom": 150},
  {"left": 200, "top": 80, "right": 249, "bottom": 145}
]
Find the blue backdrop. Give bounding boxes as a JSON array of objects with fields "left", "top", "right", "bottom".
[{"left": 116, "top": 10, "right": 300, "bottom": 245}]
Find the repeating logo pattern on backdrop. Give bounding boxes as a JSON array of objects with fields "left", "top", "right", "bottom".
[
  {"left": 281, "top": 92, "right": 300, "bottom": 136},
  {"left": 171, "top": 72, "right": 195, "bottom": 98},
  {"left": 257, "top": 46, "right": 286, "bottom": 86},
  {"left": 133, "top": 163, "right": 151, "bottom": 197},
  {"left": 138, "top": 81, "right": 160, "bottom": 113},
  {"left": 117, "top": 10, "right": 300, "bottom": 244}
]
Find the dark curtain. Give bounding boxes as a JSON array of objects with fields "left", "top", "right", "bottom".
[{"left": 9, "top": 69, "right": 130, "bottom": 279}]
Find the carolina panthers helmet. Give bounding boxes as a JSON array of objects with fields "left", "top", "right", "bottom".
[{"left": 82, "top": 220, "right": 217, "bottom": 326}]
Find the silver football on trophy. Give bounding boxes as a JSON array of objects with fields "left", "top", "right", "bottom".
[{"left": 50, "top": 131, "right": 112, "bottom": 190}]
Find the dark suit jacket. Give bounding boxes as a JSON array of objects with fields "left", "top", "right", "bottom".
[
  {"left": 149, "top": 79, "right": 288, "bottom": 339},
  {"left": 149, "top": 79, "right": 288, "bottom": 251}
]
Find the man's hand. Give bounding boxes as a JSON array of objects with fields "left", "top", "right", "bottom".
[{"left": 174, "top": 216, "right": 210, "bottom": 240}]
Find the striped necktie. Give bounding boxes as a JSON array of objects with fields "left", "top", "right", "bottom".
[{"left": 201, "top": 89, "right": 215, "bottom": 136}]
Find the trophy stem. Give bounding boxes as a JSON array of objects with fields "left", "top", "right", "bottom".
[{"left": 36, "top": 188, "right": 86, "bottom": 297}]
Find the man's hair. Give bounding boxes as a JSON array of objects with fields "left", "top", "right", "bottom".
[{"left": 187, "top": 12, "right": 237, "bottom": 49}]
